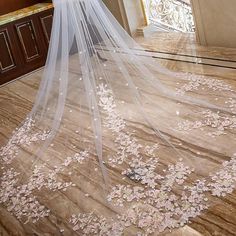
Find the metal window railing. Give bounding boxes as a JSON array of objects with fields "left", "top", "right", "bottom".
[{"left": 144, "top": 0, "right": 195, "bottom": 32}]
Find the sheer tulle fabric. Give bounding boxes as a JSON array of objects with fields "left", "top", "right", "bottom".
[{"left": 0, "top": 0, "right": 235, "bottom": 234}]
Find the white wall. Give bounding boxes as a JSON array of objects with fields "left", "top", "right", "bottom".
[
  {"left": 102, "top": 0, "right": 146, "bottom": 36},
  {"left": 122, "top": 0, "right": 145, "bottom": 36},
  {"left": 191, "top": 0, "right": 236, "bottom": 48}
]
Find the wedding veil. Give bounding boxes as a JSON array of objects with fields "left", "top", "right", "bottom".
[{"left": 0, "top": 0, "right": 236, "bottom": 235}]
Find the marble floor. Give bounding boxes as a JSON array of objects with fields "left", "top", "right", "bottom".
[{"left": 0, "top": 32, "right": 236, "bottom": 236}]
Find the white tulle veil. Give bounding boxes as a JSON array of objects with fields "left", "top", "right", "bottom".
[{"left": 0, "top": 0, "right": 236, "bottom": 234}]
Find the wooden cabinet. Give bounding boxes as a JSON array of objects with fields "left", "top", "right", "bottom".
[{"left": 0, "top": 8, "right": 53, "bottom": 85}]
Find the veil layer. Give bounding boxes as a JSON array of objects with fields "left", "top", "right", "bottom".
[{"left": 0, "top": 0, "right": 236, "bottom": 235}]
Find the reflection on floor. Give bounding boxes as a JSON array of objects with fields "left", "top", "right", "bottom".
[{"left": 0, "top": 32, "right": 236, "bottom": 236}]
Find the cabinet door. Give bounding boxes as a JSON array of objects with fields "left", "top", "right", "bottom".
[
  {"left": 0, "top": 26, "right": 23, "bottom": 84},
  {"left": 39, "top": 10, "right": 53, "bottom": 46},
  {"left": 15, "top": 17, "right": 45, "bottom": 63},
  {"left": 0, "top": 28, "right": 16, "bottom": 73}
]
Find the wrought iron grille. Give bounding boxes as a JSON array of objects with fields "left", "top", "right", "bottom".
[{"left": 144, "top": 0, "right": 195, "bottom": 32}]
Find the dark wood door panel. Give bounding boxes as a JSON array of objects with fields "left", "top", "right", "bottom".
[
  {"left": 0, "top": 25, "right": 25, "bottom": 84},
  {"left": 0, "top": 29, "right": 16, "bottom": 73},
  {"left": 15, "top": 20, "right": 41, "bottom": 62},
  {"left": 39, "top": 12, "right": 53, "bottom": 45}
]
